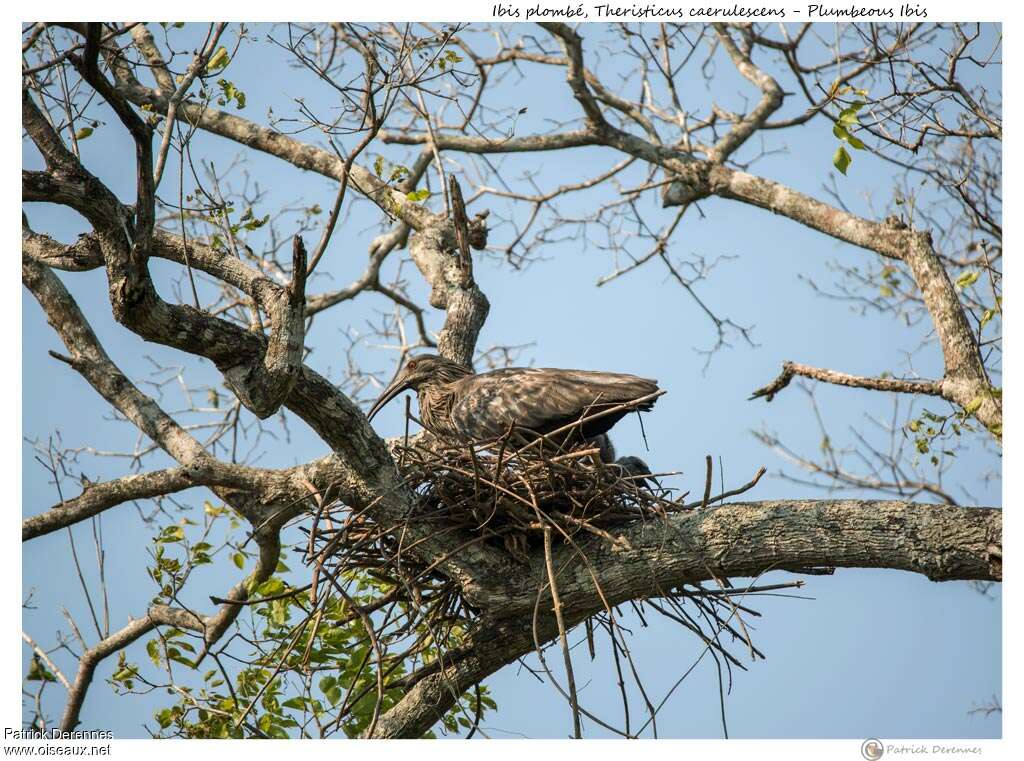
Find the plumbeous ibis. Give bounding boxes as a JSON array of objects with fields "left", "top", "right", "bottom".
[{"left": 366, "top": 353, "right": 661, "bottom": 447}]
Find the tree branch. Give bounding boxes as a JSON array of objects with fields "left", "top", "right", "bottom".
[
  {"left": 709, "top": 23, "right": 784, "bottom": 162},
  {"left": 750, "top": 361, "right": 943, "bottom": 402},
  {"left": 110, "top": 73, "right": 439, "bottom": 232},
  {"left": 23, "top": 468, "right": 197, "bottom": 541},
  {"left": 223, "top": 236, "right": 308, "bottom": 418},
  {"left": 59, "top": 604, "right": 204, "bottom": 732},
  {"left": 369, "top": 497, "right": 1000, "bottom": 737},
  {"left": 379, "top": 129, "right": 598, "bottom": 153}
]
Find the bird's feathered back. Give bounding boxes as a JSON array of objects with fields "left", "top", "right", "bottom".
[
  {"left": 446, "top": 366, "right": 659, "bottom": 442},
  {"left": 368, "top": 352, "right": 662, "bottom": 446}
]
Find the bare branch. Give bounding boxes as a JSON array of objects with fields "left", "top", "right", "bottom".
[{"left": 750, "top": 361, "right": 943, "bottom": 403}]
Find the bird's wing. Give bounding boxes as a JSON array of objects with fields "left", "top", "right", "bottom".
[{"left": 449, "top": 368, "right": 660, "bottom": 441}]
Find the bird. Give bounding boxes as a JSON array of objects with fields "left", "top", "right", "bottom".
[
  {"left": 591, "top": 434, "right": 660, "bottom": 491},
  {"left": 366, "top": 353, "right": 661, "bottom": 450}
]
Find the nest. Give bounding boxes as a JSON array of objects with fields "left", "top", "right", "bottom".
[{"left": 394, "top": 437, "right": 687, "bottom": 558}]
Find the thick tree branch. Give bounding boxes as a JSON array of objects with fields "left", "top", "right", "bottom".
[
  {"left": 547, "top": 499, "right": 1001, "bottom": 609},
  {"left": 369, "top": 498, "right": 1000, "bottom": 737},
  {"left": 23, "top": 468, "right": 196, "bottom": 541},
  {"left": 22, "top": 252, "right": 310, "bottom": 531},
  {"left": 406, "top": 180, "right": 491, "bottom": 367},
  {"left": 223, "top": 236, "right": 308, "bottom": 418},
  {"left": 688, "top": 169, "right": 1000, "bottom": 435}
]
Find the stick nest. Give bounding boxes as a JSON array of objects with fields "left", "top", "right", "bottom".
[{"left": 393, "top": 438, "right": 688, "bottom": 558}]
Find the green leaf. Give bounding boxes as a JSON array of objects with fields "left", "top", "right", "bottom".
[
  {"left": 158, "top": 525, "right": 185, "bottom": 544},
  {"left": 838, "top": 101, "right": 866, "bottom": 127},
  {"left": 216, "top": 78, "right": 246, "bottom": 110},
  {"left": 405, "top": 189, "right": 430, "bottom": 202},
  {"left": 74, "top": 126, "right": 94, "bottom": 140},
  {"left": 156, "top": 708, "right": 174, "bottom": 729},
  {"left": 834, "top": 123, "right": 865, "bottom": 150},
  {"left": 270, "top": 600, "right": 288, "bottom": 626},
  {"left": 167, "top": 647, "right": 195, "bottom": 668},
  {"left": 256, "top": 578, "right": 285, "bottom": 597},
  {"left": 206, "top": 47, "right": 230, "bottom": 73},
  {"left": 232, "top": 552, "right": 245, "bottom": 570},
  {"left": 242, "top": 213, "right": 269, "bottom": 231},
  {"left": 956, "top": 270, "right": 980, "bottom": 290},
  {"left": 27, "top": 657, "right": 56, "bottom": 682},
  {"left": 832, "top": 145, "right": 852, "bottom": 175},
  {"left": 963, "top": 396, "right": 984, "bottom": 415},
  {"left": 325, "top": 686, "right": 342, "bottom": 706}
]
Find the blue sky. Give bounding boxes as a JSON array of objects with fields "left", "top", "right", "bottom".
[{"left": 21, "top": 22, "right": 1001, "bottom": 739}]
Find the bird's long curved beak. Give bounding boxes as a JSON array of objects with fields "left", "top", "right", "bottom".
[{"left": 366, "top": 374, "right": 410, "bottom": 422}]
